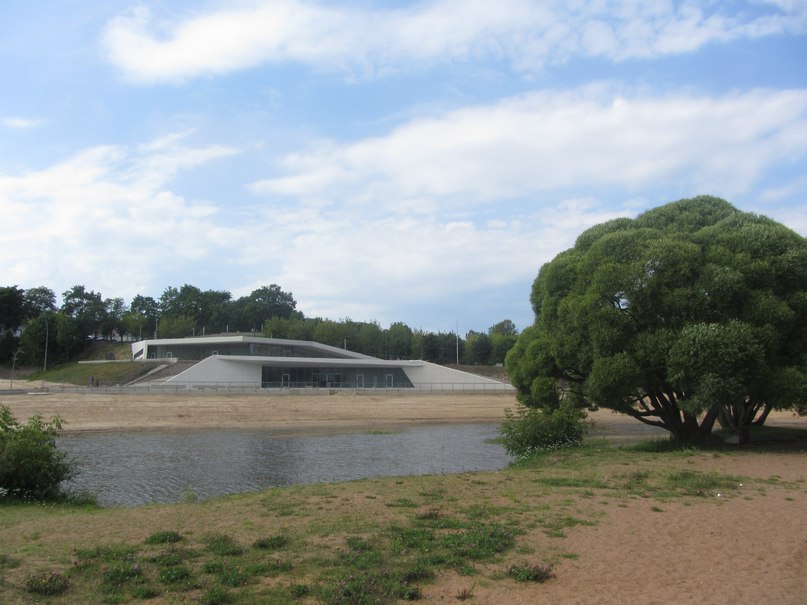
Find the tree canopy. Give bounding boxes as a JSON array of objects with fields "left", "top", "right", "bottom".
[
  {"left": 1, "top": 279, "right": 518, "bottom": 367},
  {"left": 506, "top": 196, "right": 807, "bottom": 444}
]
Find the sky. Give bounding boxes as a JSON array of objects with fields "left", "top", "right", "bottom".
[{"left": 1, "top": 1, "right": 806, "bottom": 335}]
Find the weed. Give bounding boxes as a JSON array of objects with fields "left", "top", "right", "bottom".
[
  {"left": 415, "top": 507, "right": 442, "bottom": 520},
  {"left": 455, "top": 583, "right": 475, "bottom": 600},
  {"left": 201, "top": 585, "right": 231, "bottom": 605},
  {"left": 325, "top": 572, "right": 407, "bottom": 604},
  {"left": 666, "top": 470, "right": 742, "bottom": 497},
  {"left": 398, "top": 583, "right": 422, "bottom": 600},
  {"left": 289, "top": 583, "right": 311, "bottom": 598},
  {"left": 0, "top": 554, "right": 20, "bottom": 569},
  {"left": 265, "top": 559, "right": 293, "bottom": 575},
  {"left": 253, "top": 534, "right": 289, "bottom": 550},
  {"left": 158, "top": 565, "right": 191, "bottom": 585},
  {"left": 144, "top": 530, "right": 183, "bottom": 545},
  {"left": 76, "top": 544, "right": 137, "bottom": 562},
  {"left": 399, "top": 563, "right": 434, "bottom": 583},
  {"left": 219, "top": 564, "right": 249, "bottom": 587},
  {"left": 388, "top": 497, "right": 418, "bottom": 508},
  {"left": 182, "top": 487, "right": 199, "bottom": 503},
  {"left": 390, "top": 526, "right": 435, "bottom": 553},
  {"left": 102, "top": 562, "right": 143, "bottom": 586},
  {"left": 132, "top": 585, "right": 159, "bottom": 599},
  {"left": 25, "top": 571, "right": 70, "bottom": 595},
  {"left": 507, "top": 562, "right": 555, "bottom": 583},
  {"left": 536, "top": 476, "right": 607, "bottom": 489},
  {"left": 204, "top": 533, "right": 244, "bottom": 556},
  {"left": 342, "top": 536, "right": 382, "bottom": 569},
  {"left": 202, "top": 560, "right": 225, "bottom": 574},
  {"left": 443, "top": 522, "right": 517, "bottom": 559}
]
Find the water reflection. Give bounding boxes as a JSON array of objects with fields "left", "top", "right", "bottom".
[{"left": 57, "top": 424, "right": 510, "bottom": 507}]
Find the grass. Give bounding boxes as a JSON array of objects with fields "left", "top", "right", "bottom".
[
  {"left": 26, "top": 360, "right": 161, "bottom": 386},
  {"left": 0, "top": 437, "right": 804, "bottom": 603}
]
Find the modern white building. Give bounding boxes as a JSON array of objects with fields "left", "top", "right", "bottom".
[{"left": 131, "top": 335, "right": 512, "bottom": 391}]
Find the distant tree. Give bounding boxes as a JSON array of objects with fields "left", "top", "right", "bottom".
[
  {"left": 100, "top": 297, "right": 127, "bottom": 341},
  {"left": 61, "top": 285, "right": 105, "bottom": 339},
  {"left": 506, "top": 196, "right": 807, "bottom": 444},
  {"left": 155, "top": 315, "right": 196, "bottom": 339},
  {"left": 159, "top": 285, "right": 201, "bottom": 322},
  {"left": 198, "top": 289, "right": 232, "bottom": 333},
  {"left": 233, "top": 285, "right": 297, "bottom": 332},
  {"left": 312, "top": 319, "right": 347, "bottom": 349},
  {"left": 22, "top": 286, "right": 56, "bottom": 320},
  {"left": 18, "top": 314, "right": 48, "bottom": 366},
  {"left": 418, "top": 331, "right": 462, "bottom": 364},
  {"left": 53, "top": 313, "right": 86, "bottom": 361},
  {"left": 386, "top": 322, "right": 413, "bottom": 359},
  {"left": 0, "top": 286, "right": 25, "bottom": 334},
  {"left": 490, "top": 332, "right": 518, "bottom": 365},
  {"left": 489, "top": 319, "right": 518, "bottom": 336},
  {"left": 464, "top": 331, "right": 492, "bottom": 364},
  {"left": 128, "top": 295, "right": 159, "bottom": 339},
  {"left": 419, "top": 332, "right": 440, "bottom": 362}
]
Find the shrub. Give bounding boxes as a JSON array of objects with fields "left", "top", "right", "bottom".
[
  {"left": 25, "top": 571, "right": 70, "bottom": 595},
  {"left": 498, "top": 403, "right": 586, "bottom": 457},
  {"left": 0, "top": 405, "right": 75, "bottom": 500}
]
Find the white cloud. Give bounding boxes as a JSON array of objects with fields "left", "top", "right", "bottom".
[
  {"left": 2, "top": 116, "right": 43, "bottom": 129},
  {"left": 231, "top": 194, "right": 627, "bottom": 326},
  {"left": 102, "top": 0, "right": 807, "bottom": 83},
  {"left": 250, "top": 87, "right": 807, "bottom": 206},
  {"left": 0, "top": 135, "right": 240, "bottom": 299}
]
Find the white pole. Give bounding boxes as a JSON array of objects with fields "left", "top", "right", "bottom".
[
  {"left": 456, "top": 319, "right": 459, "bottom": 365},
  {"left": 43, "top": 315, "right": 49, "bottom": 371}
]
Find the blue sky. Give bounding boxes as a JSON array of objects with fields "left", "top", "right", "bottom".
[{"left": 1, "top": 1, "right": 806, "bottom": 334}]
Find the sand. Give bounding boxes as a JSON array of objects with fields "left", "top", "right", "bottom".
[{"left": 1, "top": 384, "right": 805, "bottom": 604}]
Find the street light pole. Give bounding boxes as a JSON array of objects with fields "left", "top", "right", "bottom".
[
  {"left": 43, "top": 314, "right": 49, "bottom": 372},
  {"left": 11, "top": 348, "right": 23, "bottom": 390}
]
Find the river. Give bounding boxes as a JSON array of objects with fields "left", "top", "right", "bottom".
[{"left": 57, "top": 423, "right": 511, "bottom": 506}]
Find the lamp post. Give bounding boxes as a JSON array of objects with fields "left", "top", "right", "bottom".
[
  {"left": 43, "top": 314, "right": 49, "bottom": 372},
  {"left": 10, "top": 348, "right": 23, "bottom": 390}
]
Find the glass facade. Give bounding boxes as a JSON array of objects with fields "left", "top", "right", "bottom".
[
  {"left": 261, "top": 366, "right": 413, "bottom": 389},
  {"left": 148, "top": 341, "right": 349, "bottom": 361}
]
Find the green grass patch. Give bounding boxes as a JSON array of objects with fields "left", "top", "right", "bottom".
[{"left": 27, "top": 360, "right": 160, "bottom": 386}]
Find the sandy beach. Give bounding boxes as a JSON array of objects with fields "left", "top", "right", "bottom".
[
  {"left": 1, "top": 386, "right": 517, "bottom": 434},
  {"left": 1, "top": 383, "right": 805, "bottom": 604}
]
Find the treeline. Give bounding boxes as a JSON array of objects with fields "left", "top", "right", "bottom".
[{"left": 0, "top": 284, "right": 518, "bottom": 367}]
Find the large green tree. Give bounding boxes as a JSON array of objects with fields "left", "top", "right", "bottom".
[
  {"left": 506, "top": 196, "right": 807, "bottom": 444},
  {"left": 233, "top": 285, "right": 297, "bottom": 332}
]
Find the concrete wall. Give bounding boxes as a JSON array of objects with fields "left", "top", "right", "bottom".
[
  {"left": 402, "top": 361, "right": 512, "bottom": 389},
  {"left": 167, "top": 356, "right": 261, "bottom": 385}
]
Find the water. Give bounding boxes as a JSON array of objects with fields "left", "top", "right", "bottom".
[{"left": 57, "top": 424, "right": 510, "bottom": 506}]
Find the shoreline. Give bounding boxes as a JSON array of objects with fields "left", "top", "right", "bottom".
[{"left": 2, "top": 386, "right": 803, "bottom": 439}]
